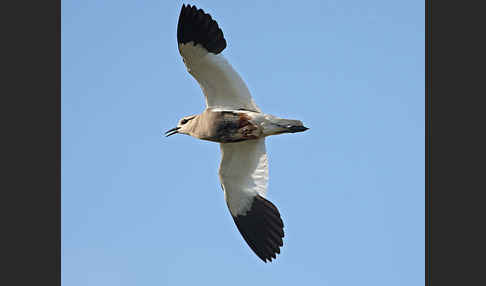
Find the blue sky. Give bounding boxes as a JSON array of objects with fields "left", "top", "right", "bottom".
[{"left": 62, "top": 1, "right": 424, "bottom": 285}]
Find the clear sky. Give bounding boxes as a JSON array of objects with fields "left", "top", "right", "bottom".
[{"left": 62, "top": 1, "right": 424, "bottom": 285}]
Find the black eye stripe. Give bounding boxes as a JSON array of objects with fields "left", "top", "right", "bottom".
[{"left": 181, "top": 119, "right": 188, "bottom": 124}]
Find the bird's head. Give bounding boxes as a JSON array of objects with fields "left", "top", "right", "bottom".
[{"left": 165, "top": 115, "right": 198, "bottom": 137}]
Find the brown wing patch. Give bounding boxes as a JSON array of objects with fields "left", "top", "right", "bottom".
[
  {"left": 238, "top": 113, "right": 260, "bottom": 139},
  {"left": 238, "top": 113, "right": 252, "bottom": 128}
]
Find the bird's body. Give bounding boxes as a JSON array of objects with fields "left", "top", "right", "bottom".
[
  {"left": 166, "top": 4, "right": 308, "bottom": 262},
  {"left": 176, "top": 108, "right": 307, "bottom": 143}
]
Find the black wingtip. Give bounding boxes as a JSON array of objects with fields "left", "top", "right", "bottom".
[
  {"left": 177, "top": 4, "right": 227, "bottom": 54},
  {"left": 232, "top": 195, "right": 284, "bottom": 263}
]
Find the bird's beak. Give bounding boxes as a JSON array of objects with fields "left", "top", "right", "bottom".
[{"left": 165, "top": 127, "right": 180, "bottom": 137}]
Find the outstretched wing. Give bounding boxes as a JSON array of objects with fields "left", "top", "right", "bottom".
[
  {"left": 219, "top": 139, "right": 284, "bottom": 262},
  {"left": 177, "top": 4, "right": 261, "bottom": 112}
]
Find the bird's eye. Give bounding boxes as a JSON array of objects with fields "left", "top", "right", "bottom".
[{"left": 181, "top": 119, "right": 188, "bottom": 125}]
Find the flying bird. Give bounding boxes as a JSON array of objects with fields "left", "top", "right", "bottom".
[{"left": 166, "top": 4, "right": 309, "bottom": 262}]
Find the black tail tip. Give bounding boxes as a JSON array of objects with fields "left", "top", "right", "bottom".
[{"left": 289, "top": 126, "right": 309, "bottom": 133}]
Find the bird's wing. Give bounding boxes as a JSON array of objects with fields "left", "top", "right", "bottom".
[
  {"left": 219, "top": 138, "right": 284, "bottom": 262},
  {"left": 177, "top": 4, "right": 261, "bottom": 112}
]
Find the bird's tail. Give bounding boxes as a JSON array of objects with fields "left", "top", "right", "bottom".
[{"left": 262, "top": 115, "right": 309, "bottom": 136}]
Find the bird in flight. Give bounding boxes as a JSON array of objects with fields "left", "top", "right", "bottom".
[{"left": 166, "top": 4, "right": 309, "bottom": 262}]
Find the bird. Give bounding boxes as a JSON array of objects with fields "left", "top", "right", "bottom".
[{"left": 166, "top": 4, "right": 309, "bottom": 262}]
